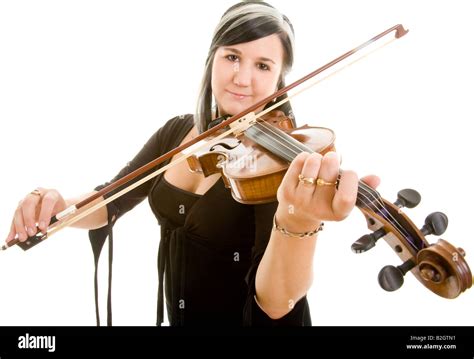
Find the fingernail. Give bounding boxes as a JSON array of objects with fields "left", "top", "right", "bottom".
[
  {"left": 27, "top": 227, "right": 35, "bottom": 236},
  {"left": 327, "top": 151, "right": 340, "bottom": 162},
  {"left": 39, "top": 221, "right": 46, "bottom": 230}
]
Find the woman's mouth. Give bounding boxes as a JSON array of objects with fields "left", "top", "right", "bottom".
[{"left": 226, "top": 90, "right": 251, "bottom": 100}]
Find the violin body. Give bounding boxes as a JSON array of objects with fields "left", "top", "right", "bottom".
[{"left": 186, "top": 112, "right": 335, "bottom": 204}]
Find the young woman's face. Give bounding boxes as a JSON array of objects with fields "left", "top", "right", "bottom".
[{"left": 211, "top": 34, "right": 284, "bottom": 117}]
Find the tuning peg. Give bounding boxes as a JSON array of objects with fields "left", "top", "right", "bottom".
[
  {"left": 420, "top": 212, "right": 448, "bottom": 236},
  {"left": 351, "top": 228, "right": 386, "bottom": 253},
  {"left": 378, "top": 259, "right": 416, "bottom": 291},
  {"left": 393, "top": 189, "right": 421, "bottom": 208}
]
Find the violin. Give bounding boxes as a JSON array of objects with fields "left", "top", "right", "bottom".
[
  {"left": 187, "top": 109, "right": 471, "bottom": 299},
  {"left": 3, "top": 25, "right": 471, "bottom": 299}
]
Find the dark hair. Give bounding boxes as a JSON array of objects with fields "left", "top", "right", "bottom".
[{"left": 195, "top": 1, "right": 295, "bottom": 133}]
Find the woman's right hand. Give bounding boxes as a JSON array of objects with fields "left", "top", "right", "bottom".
[{"left": 6, "top": 188, "right": 67, "bottom": 243}]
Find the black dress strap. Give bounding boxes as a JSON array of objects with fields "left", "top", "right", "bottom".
[
  {"left": 88, "top": 114, "right": 195, "bottom": 326},
  {"left": 156, "top": 224, "right": 168, "bottom": 326},
  {"left": 89, "top": 212, "right": 116, "bottom": 326}
]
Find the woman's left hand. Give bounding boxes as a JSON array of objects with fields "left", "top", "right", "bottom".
[{"left": 275, "top": 151, "right": 380, "bottom": 233}]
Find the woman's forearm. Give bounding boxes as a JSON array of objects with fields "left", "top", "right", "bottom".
[{"left": 255, "top": 207, "right": 320, "bottom": 319}]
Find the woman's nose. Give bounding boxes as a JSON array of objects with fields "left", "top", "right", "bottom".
[{"left": 232, "top": 63, "right": 251, "bottom": 87}]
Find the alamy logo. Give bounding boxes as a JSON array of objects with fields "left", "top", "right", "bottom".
[
  {"left": 217, "top": 154, "right": 257, "bottom": 171},
  {"left": 18, "top": 333, "right": 56, "bottom": 352}
]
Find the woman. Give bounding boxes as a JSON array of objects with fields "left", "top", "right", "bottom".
[{"left": 5, "top": 1, "right": 378, "bottom": 326}]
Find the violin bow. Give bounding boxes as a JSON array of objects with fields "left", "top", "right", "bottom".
[{"left": 2, "top": 24, "right": 408, "bottom": 251}]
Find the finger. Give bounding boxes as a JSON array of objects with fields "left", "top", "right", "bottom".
[
  {"left": 361, "top": 175, "right": 381, "bottom": 189},
  {"left": 298, "top": 153, "right": 323, "bottom": 196},
  {"left": 13, "top": 207, "right": 28, "bottom": 242},
  {"left": 21, "top": 194, "right": 42, "bottom": 236},
  {"left": 38, "top": 191, "right": 58, "bottom": 231},
  {"left": 280, "top": 152, "right": 310, "bottom": 192},
  {"left": 332, "top": 170, "right": 358, "bottom": 221},
  {"left": 315, "top": 152, "right": 340, "bottom": 193},
  {"left": 6, "top": 220, "right": 16, "bottom": 243}
]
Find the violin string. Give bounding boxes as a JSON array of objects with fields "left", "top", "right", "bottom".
[
  {"left": 254, "top": 121, "right": 384, "bottom": 212},
  {"left": 354, "top": 172, "right": 419, "bottom": 249},
  {"left": 357, "top": 182, "right": 418, "bottom": 250},
  {"left": 247, "top": 122, "right": 303, "bottom": 162},
  {"left": 255, "top": 121, "right": 402, "bottom": 218},
  {"left": 255, "top": 122, "right": 384, "bottom": 220},
  {"left": 252, "top": 120, "right": 417, "bottom": 248},
  {"left": 254, "top": 120, "right": 313, "bottom": 155}
]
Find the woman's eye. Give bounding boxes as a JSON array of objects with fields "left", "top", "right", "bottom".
[
  {"left": 226, "top": 54, "right": 239, "bottom": 62},
  {"left": 258, "top": 63, "right": 270, "bottom": 71}
]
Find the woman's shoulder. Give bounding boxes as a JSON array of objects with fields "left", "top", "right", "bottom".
[
  {"left": 159, "top": 114, "right": 194, "bottom": 135},
  {"left": 149, "top": 114, "right": 194, "bottom": 152}
]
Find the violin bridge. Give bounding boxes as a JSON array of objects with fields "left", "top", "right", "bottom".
[{"left": 229, "top": 112, "right": 257, "bottom": 137}]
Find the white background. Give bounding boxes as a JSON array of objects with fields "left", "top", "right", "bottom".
[{"left": 0, "top": 0, "right": 473, "bottom": 326}]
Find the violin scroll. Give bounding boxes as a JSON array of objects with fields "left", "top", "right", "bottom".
[
  {"left": 354, "top": 186, "right": 472, "bottom": 298},
  {"left": 417, "top": 240, "right": 472, "bottom": 299}
]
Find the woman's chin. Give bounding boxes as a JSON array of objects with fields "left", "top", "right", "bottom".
[{"left": 220, "top": 103, "right": 253, "bottom": 117}]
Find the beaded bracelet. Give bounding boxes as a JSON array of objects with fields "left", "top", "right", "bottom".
[{"left": 272, "top": 215, "right": 324, "bottom": 238}]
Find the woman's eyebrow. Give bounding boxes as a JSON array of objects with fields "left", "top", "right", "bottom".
[{"left": 222, "top": 47, "right": 276, "bottom": 64}]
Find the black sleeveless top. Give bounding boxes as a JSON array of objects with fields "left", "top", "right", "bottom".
[
  {"left": 153, "top": 176, "right": 201, "bottom": 228},
  {"left": 88, "top": 114, "right": 311, "bottom": 326}
]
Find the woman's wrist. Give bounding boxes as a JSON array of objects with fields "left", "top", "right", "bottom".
[{"left": 274, "top": 207, "right": 323, "bottom": 237}]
